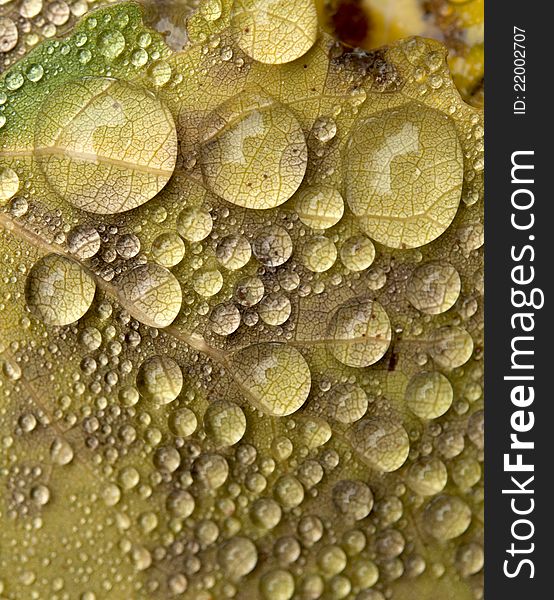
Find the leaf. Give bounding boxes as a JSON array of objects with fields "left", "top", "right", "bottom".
[{"left": 0, "top": 2, "right": 483, "bottom": 599}]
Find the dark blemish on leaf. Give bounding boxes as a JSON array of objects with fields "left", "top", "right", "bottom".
[
  {"left": 332, "top": 47, "right": 401, "bottom": 91},
  {"left": 330, "top": 0, "right": 370, "bottom": 48}
]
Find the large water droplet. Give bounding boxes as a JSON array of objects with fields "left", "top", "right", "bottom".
[
  {"left": 301, "top": 236, "right": 337, "bottom": 273},
  {"left": 204, "top": 400, "right": 246, "bottom": 446},
  {"left": 253, "top": 225, "right": 293, "bottom": 267},
  {"left": 332, "top": 479, "right": 373, "bottom": 520},
  {"left": 35, "top": 78, "right": 177, "bottom": 214},
  {"left": 407, "top": 261, "right": 461, "bottom": 314},
  {"left": 405, "top": 371, "right": 453, "bottom": 419},
  {"left": 296, "top": 185, "right": 344, "bottom": 230},
  {"left": 210, "top": 302, "right": 241, "bottom": 336},
  {"left": 340, "top": 235, "right": 376, "bottom": 272},
  {"left": 429, "top": 325, "right": 474, "bottom": 369},
  {"left": 232, "top": 0, "right": 318, "bottom": 65},
  {"left": 327, "top": 298, "right": 392, "bottom": 367},
  {"left": 258, "top": 293, "right": 291, "bottom": 326},
  {"left": 67, "top": 225, "right": 101, "bottom": 259},
  {"left": 407, "top": 456, "right": 448, "bottom": 496},
  {"left": 0, "top": 167, "right": 19, "bottom": 205},
  {"left": 259, "top": 568, "right": 295, "bottom": 600},
  {"left": 200, "top": 93, "right": 307, "bottom": 209},
  {"left": 218, "top": 536, "right": 258, "bottom": 578},
  {"left": 176, "top": 206, "right": 213, "bottom": 242},
  {"left": 97, "top": 31, "right": 126, "bottom": 61},
  {"left": 116, "top": 263, "right": 182, "bottom": 328},
  {"left": 216, "top": 234, "right": 252, "bottom": 270},
  {"left": 230, "top": 343, "right": 311, "bottom": 416},
  {"left": 0, "top": 17, "right": 18, "bottom": 53},
  {"left": 137, "top": 355, "right": 183, "bottom": 404},
  {"left": 25, "top": 254, "right": 96, "bottom": 326},
  {"left": 327, "top": 382, "right": 368, "bottom": 424},
  {"left": 423, "top": 494, "right": 471, "bottom": 540},
  {"left": 151, "top": 232, "right": 185, "bottom": 267},
  {"left": 345, "top": 102, "right": 463, "bottom": 248},
  {"left": 350, "top": 416, "right": 409, "bottom": 472}
]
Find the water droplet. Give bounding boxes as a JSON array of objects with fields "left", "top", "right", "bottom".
[
  {"left": 137, "top": 355, "right": 183, "bottom": 404},
  {"left": 5, "top": 72, "right": 24, "bottom": 91},
  {"left": 204, "top": 400, "right": 246, "bottom": 446},
  {"left": 232, "top": 0, "right": 317, "bottom": 65},
  {"left": 50, "top": 437, "right": 74, "bottom": 465},
  {"left": 253, "top": 225, "right": 293, "bottom": 267},
  {"left": 312, "top": 116, "right": 337, "bottom": 143},
  {"left": 97, "top": 30, "right": 126, "bottom": 60},
  {"left": 74, "top": 32, "right": 88, "bottom": 47},
  {"left": 340, "top": 235, "right": 376, "bottom": 272},
  {"left": 429, "top": 325, "right": 474, "bottom": 369},
  {"left": 131, "top": 48, "right": 148, "bottom": 68},
  {"left": 351, "top": 417, "right": 409, "bottom": 472},
  {"left": 230, "top": 343, "right": 311, "bottom": 416},
  {"left": 456, "top": 543, "right": 484, "bottom": 577},
  {"left": 116, "top": 263, "right": 182, "bottom": 328},
  {"left": 168, "top": 574, "right": 188, "bottom": 595},
  {"left": 138, "top": 33, "right": 152, "bottom": 48},
  {"left": 116, "top": 233, "right": 140, "bottom": 259},
  {"left": 0, "top": 167, "right": 19, "bottom": 205},
  {"left": 210, "top": 302, "right": 241, "bottom": 335},
  {"left": 345, "top": 102, "right": 463, "bottom": 248},
  {"left": 21, "top": 0, "right": 43, "bottom": 20},
  {"left": 78, "top": 49, "right": 92, "bottom": 64},
  {"left": 153, "top": 446, "right": 181, "bottom": 472},
  {"left": 296, "top": 185, "right": 344, "bottom": 230},
  {"left": 200, "top": 93, "right": 307, "bottom": 209},
  {"left": 26, "top": 64, "right": 44, "bottom": 82},
  {"left": 274, "top": 473, "right": 304, "bottom": 508},
  {"left": 0, "top": 17, "right": 18, "bottom": 53},
  {"left": 25, "top": 254, "right": 96, "bottom": 326},
  {"left": 405, "top": 371, "right": 453, "bottom": 419},
  {"left": 259, "top": 568, "right": 295, "bottom": 600},
  {"left": 251, "top": 498, "right": 282, "bottom": 529},
  {"left": 216, "top": 234, "right": 252, "bottom": 270},
  {"left": 66, "top": 225, "right": 101, "bottom": 259},
  {"left": 102, "top": 483, "right": 121, "bottom": 506},
  {"left": 118, "top": 466, "right": 140, "bottom": 489},
  {"left": 317, "top": 545, "right": 347, "bottom": 576},
  {"left": 332, "top": 479, "right": 373, "bottom": 520},
  {"left": 131, "top": 546, "right": 152, "bottom": 571},
  {"left": 176, "top": 206, "right": 213, "bottom": 242},
  {"left": 151, "top": 232, "right": 185, "bottom": 267},
  {"left": 235, "top": 276, "right": 264, "bottom": 307},
  {"left": 192, "top": 268, "right": 223, "bottom": 297},
  {"left": 218, "top": 537, "right": 258, "bottom": 578},
  {"left": 46, "top": 1, "right": 70, "bottom": 26},
  {"left": 423, "top": 495, "right": 471, "bottom": 540},
  {"left": 407, "top": 261, "right": 461, "bottom": 314},
  {"left": 301, "top": 236, "right": 337, "bottom": 272},
  {"left": 148, "top": 60, "right": 172, "bottom": 87},
  {"left": 258, "top": 293, "right": 291, "bottom": 326},
  {"left": 327, "top": 382, "right": 368, "bottom": 423},
  {"left": 169, "top": 408, "right": 197, "bottom": 437},
  {"left": 167, "top": 489, "right": 195, "bottom": 517},
  {"left": 327, "top": 298, "right": 392, "bottom": 368},
  {"left": 194, "top": 453, "right": 229, "bottom": 488},
  {"left": 31, "top": 484, "right": 50, "bottom": 506},
  {"left": 407, "top": 456, "right": 447, "bottom": 495},
  {"left": 35, "top": 78, "right": 177, "bottom": 214}
]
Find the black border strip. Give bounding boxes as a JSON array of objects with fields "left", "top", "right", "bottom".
[{"left": 485, "top": 1, "right": 553, "bottom": 595}]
